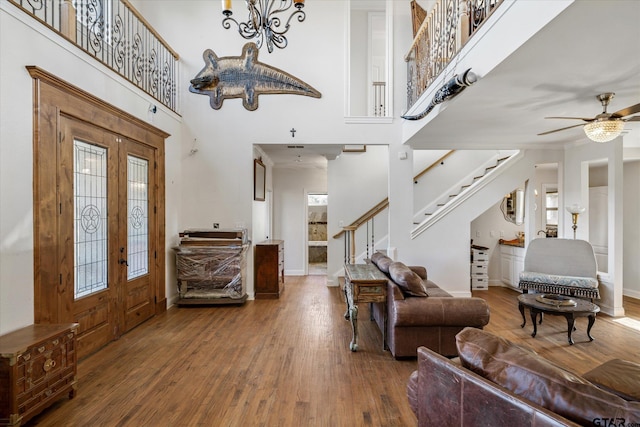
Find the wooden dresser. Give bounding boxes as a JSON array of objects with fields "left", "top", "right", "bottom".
[
  {"left": 0, "top": 323, "right": 78, "bottom": 426},
  {"left": 254, "top": 240, "right": 284, "bottom": 299}
]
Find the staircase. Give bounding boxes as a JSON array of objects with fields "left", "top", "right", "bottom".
[
  {"left": 412, "top": 150, "right": 521, "bottom": 238},
  {"left": 334, "top": 149, "right": 523, "bottom": 264},
  {"left": 419, "top": 153, "right": 514, "bottom": 219}
]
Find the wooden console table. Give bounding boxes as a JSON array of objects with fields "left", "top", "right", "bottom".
[{"left": 343, "top": 264, "right": 388, "bottom": 352}]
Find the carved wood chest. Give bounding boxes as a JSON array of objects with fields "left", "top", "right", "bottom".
[{"left": 0, "top": 323, "right": 78, "bottom": 426}]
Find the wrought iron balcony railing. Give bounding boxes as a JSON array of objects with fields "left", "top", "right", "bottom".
[
  {"left": 405, "top": 0, "right": 502, "bottom": 111},
  {"left": 9, "top": 0, "right": 179, "bottom": 113}
]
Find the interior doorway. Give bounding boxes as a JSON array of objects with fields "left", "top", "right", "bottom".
[{"left": 307, "top": 193, "right": 328, "bottom": 275}]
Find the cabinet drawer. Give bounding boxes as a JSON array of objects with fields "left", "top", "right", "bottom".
[
  {"left": 471, "top": 264, "right": 488, "bottom": 274},
  {"left": 357, "top": 285, "right": 384, "bottom": 296},
  {"left": 471, "top": 277, "right": 489, "bottom": 289}
]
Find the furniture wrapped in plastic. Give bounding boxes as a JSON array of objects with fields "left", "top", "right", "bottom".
[{"left": 173, "top": 229, "right": 249, "bottom": 305}]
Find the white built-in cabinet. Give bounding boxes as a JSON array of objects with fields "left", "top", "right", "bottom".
[{"left": 500, "top": 245, "right": 525, "bottom": 290}]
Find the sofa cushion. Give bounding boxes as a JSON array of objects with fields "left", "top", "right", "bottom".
[
  {"left": 408, "top": 266, "right": 427, "bottom": 280},
  {"left": 388, "top": 262, "right": 427, "bottom": 297},
  {"left": 371, "top": 252, "right": 393, "bottom": 274},
  {"left": 519, "top": 271, "right": 599, "bottom": 290},
  {"left": 455, "top": 327, "right": 640, "bottom": 425},
  {"left": 583, "top": 358, "right": 640, "bottom": 401}
]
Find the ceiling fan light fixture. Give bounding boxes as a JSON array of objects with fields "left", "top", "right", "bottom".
[{"left": 583, "top": 119, "right": 625, "bottom": 143}]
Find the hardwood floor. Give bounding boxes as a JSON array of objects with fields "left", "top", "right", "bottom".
[
  {"left": 479, "top": 288, "right": 640, "bottom": 375},
  {"left": 27, "top": 278, "right": 640, "bottom": 426}
]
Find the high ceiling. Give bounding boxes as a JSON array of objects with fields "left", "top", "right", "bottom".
[
  {"left": 258, "top": 144, "right": 344, "bottom": 169},
  {"left": 260, "top": 0, "right": 640, "bottom": 167},
  {"left": 405, "top": 0, "right": 640, "bottom": 150}
]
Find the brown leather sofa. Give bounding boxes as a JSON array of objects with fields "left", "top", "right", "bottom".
[
  {"left": 407, "top": 328, "right": 640, "bottom": 426},
  {"left": 369, "top": 253, "right": 490, "bottom": 358}
]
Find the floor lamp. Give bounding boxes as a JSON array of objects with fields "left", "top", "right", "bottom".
[{"left": 566, "top": 204, "right": 586, "bottom": 239}]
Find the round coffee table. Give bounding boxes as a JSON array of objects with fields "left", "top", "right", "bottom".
[{"left": 517, "top": 293, "right": 600, "bottom": 345}]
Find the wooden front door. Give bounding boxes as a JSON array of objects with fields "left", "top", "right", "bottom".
[{"left": 60, "top": 117, "right": 156, "bottom": 357}]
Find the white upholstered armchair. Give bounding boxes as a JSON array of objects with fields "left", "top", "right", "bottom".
[{"left": 518, "top": 238, "right": 600, "bottom": 300}]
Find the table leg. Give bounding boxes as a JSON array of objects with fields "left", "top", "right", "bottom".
[
  {"left": 587, "top": 314, "right": 596, "bottom": 341},
  {"left": 343, "top": 286, "right": 350, "bottom": 320},
  {"left": 566, "top": 315, "right": 575, "bottom": 345},
  {"left": 519, "top": 302, "right": 526, "bottom": 328},
  {"left": 349, "top": 304, "right": 359, "bottom": 352},
  {"left": 530, "top": 309, "right": 539, "bottom": 338},
  {"left": 382, "top": 304, "right": 387, "bottom": 351}
]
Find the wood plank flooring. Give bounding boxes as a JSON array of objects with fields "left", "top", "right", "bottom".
[
  {"left": 480, "top": 288, "right": 640, "bottom": 376},
  {"left": 27, "top": 278, "right": 640, "bottom": 426}
]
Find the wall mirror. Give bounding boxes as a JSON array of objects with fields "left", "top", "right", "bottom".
[
  {"left": 254, "top": 158, "right": 266, "bottom": 201},
  {"left": 346, "top": 0, "right": 392, "bottom": 120},
  {"left": 501, "top": 188, "right": 524, "bottom": 225}
]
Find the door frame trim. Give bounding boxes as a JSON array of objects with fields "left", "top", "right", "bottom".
[{"left": 28, "top": 66, "right": 169, "bottom": 325}]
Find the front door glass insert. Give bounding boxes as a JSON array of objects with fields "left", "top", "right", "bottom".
[
  {"left": 74, "top": 140, "right": 108, "bottom": 299},
  {"left": 127, "top": 155, "right": 149, "bottom": 280}
]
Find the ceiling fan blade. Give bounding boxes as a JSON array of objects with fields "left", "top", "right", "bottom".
[
  {"left": 544, "top": 116, "right": 595, "bottom": 121},
  {"left": 611, "top": 103, "right": 640, "bottom": 118},
  {"left": 538, "top": 123, "right": 585, "bottom": 136},
  {"left": 624, "top": 115, "right": 640, "bottom": 122}
]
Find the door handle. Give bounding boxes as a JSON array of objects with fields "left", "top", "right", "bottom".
[{"left": 119, "top": 247, "right": 128, "bottom": 266}]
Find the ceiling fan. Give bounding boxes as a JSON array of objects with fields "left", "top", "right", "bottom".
[{"left": 538, "top": 93, "right": 640, "bottom": 142}]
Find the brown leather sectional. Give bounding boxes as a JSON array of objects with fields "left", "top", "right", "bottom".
[
  {"left": 369, "top": 253, "right": 490, "bottom": 358},
  {"left": 408, "top": 328, "right": 640, "bottom": 426}
]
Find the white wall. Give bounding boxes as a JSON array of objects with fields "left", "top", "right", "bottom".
[
  {"left": 624, "top": 160, "right": 640, "bottom": 298},
  {"left": 0, "top": 5, "right": 183, "bottom": 333}
]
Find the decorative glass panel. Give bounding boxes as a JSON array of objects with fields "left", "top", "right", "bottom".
[
  {"left": 127, "top": 155, "right": 148, "bottom": 280},
  {"left": 74, "top": 140, "right": 108, "bottom": 299}
]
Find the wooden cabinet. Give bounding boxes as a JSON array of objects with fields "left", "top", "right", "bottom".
[
  {"left": 0, "top": 323, "right": 78, "bottom": 426},
  {"left": 254, "top": 240, "right": 284, "bottom": 299}
]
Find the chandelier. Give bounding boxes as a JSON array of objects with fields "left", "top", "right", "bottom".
[
  {"left": 583, "top": 119, "right": 625, "bottom": 143},
  {"left": 222, "top": 0, "right": 306, "bottom": 53}
]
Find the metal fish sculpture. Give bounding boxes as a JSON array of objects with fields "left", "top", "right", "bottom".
[{"left": 189, "top": 42, "right": 321, "bottom": 111}]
